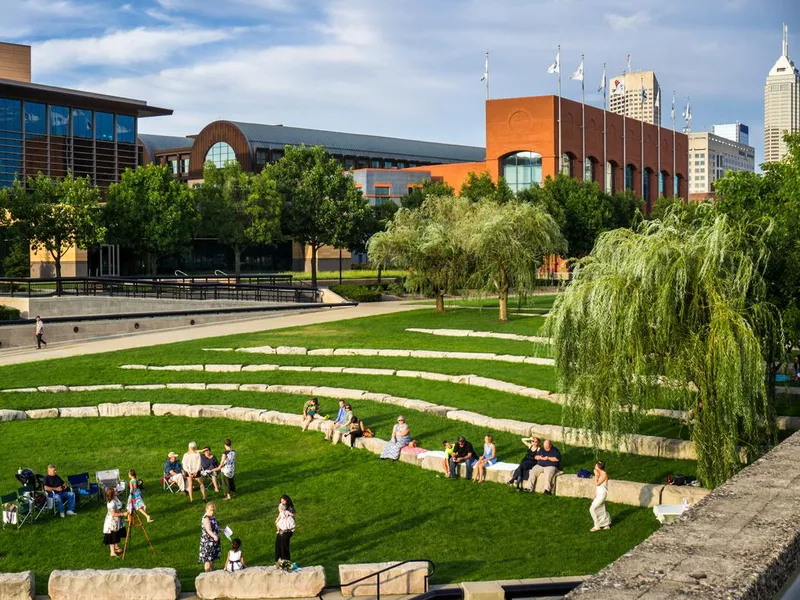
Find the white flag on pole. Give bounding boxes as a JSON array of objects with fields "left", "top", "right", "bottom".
[
  {"left": 655, "top": 89, "right": 661, "bottom": 109},
  {"left": 570, "top": 57, "right": 584, "bottom": 81},
  {"left": 598, "top": 63, "right": 606, "bottom": 93},
  {"left": 547, "top": 47, "right": 560, "bottom": 74},
  {"left": 640, "top": 83, "right": 647, "bottom": 104},
  {"left": 481, "top": 53, "right": 488, "bottom": 82},
  {"left": 671, "top": 91, "right": 675, "bottom": 121},
  {"left": 627, "top": 53, "right": 632, "bottom": 73},
  {"left": 611, "top": 77, "right": 626, "bottom": 96}
]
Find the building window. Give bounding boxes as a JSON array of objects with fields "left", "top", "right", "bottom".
[
  {"left": 180, "top": 158, "right": 190, "bottom": 174},
  {"left": 584, "top": 158, "right": 595, "bottom": 182},
  {"left": 374, "top": 187, "right": 391, "bottom": 196},
  {"left": 397, "top": 161, "right": 406, "bottom": 169},
  {"left": 116, "top": 115, "right": 135, "bottom": 144},
  {"left": 205, "top": 141, "right": 237, "bottom": 168},
  {"left": 169, "top": 159, "right": 178, "bottom": 174},
  {"left": 72, "top": 108, "right": 93, "bottom": 139},
  {"left": 371, "top": 159, "right": 381, "bottom": 168},
  {"left": 625, "top": 165, "right": 634, "bottom": 190},
  {"left": 0, "top": 98, "right": 22, "bottom": 189},
  {"left": 50, "top": 105, "right": 70, "bottom": 136},
  {"left": 255, "top": 148, "right": 268, "bottom": 165},
  {"left": 24, "top": 102, "right": 46, "bottom": 137},
  {"left": 502, "top": 151, "right": 543, "bottom": 192},
  {"left": 384, "top": 160, "right": 394, "bottom": 168},
  {"left": 95, "top": 112, "right": 114, "bottom": 142},
  {"left": 344, "top": 158, "right": 355, "bottom": 170}
]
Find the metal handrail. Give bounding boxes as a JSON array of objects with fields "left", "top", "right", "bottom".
[
  {"left": 342, "top": 559, "right": 435, "bottom": 600},
  {"left": 174, "top": 270, "right": 188, "bottom": 277},
  {"left": 214, "top": 270, "right": 228, "bottom": 277}
]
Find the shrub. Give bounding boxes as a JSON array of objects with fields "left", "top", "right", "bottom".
[
  {"left": 329, "top": 284, "right": 382, "bottom": 302},
  {"left": 0, "top": 306, "right": 21, "bottom": 321}
]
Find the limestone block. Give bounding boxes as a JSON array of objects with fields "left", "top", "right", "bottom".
[
  {"left": 261, "top": 412, "right": 304, "bottom": 427},
  {"left": 395, "top": 370, "right": 423, "bottom": 379},
  {"left": 660, "top": 485, "right": 710, "bottom": 506},
  {"left": 432, "top": 329, "right": 471, "bottom": 337},
  {"left": 225, "top": 407, "right": 265, "bottom": 422},
  {"left": 204, "top": 364, "right": 242, "bottom": 372},
  {"left": 1, "top": 388, "right": 39, "bottom": 393},
  {"left": 607, "top": 480, "right": 663, "bottom": 508},
  {"left": 622, "top": 435, "right": 663, "bottom": 458},
  {"left": 409, "top": 350, "right": 447, "bottom": 359},
  {"left": 203, "top": 348, "right": 233, "bottom": 352},
  {"left": 342, "top": 367, "right": 395, "bottom": 376},
  {"left": 241, "top": 364, "right": 279, "bottom": 372},
  {"left": 0, "top": 410, "right": 27, "bottom": 422},
  {"left": 493, "top": 354, "right": 527, "bottom": 363},
  {"left": 311, "top": 387, "right": 365, "bottom": 400},
  {"left": 445, "top": 352, "right": 497, "bottom": 360},
  {"left": 26, "top": 408, "right": 59, "bottom": 420},
  {"left": 776, "top": 416, "right": 800, "bottom": 431},
  {"left": 484, "top": 462, "right": 517, "bottom": 484},
  {"left": 522, "top": 357, "right": 555, "bottom": 366},
  {"left": 420, "top": 404, "right": 453, "bottom": 418},
  {"left": 398, "top": 452, "right": 420, "bottom": 465},
  {"left": 461, "top": 581, "right": 504, "bottom": 600},
  {"left": 340, "top": 561, "right": 428, "bottom": 596},
  {"left": 446, "top": 410, "right": 494, "bottom": 428},
  {"left": 529, "top": 424, "right": 566, "bottom": 443},
  {"left": 277, "top": 366, "right": 313, "bottom": 372},
  {"left": 197, "top": 406, "right": 230, "bottom": 418},
  {"left": 420, "top": 455, "right": 445, "bottom": 472},
  {"left": 237, "top": 346, "right": 276, "bottom": 354},
  {"left": 377, "top": 349, "right": 411, "bottom": 357},
  {"left": 0, "top": 571, "right": 34, "bottom": 600},
  {"left": 487, "top": 418, "right": 533, "bottom": 437},
  {"left": 119, "top": 364, "right": 147, "bottom": 370},
  {"left": 405, "top": 327, "right": 436, "bottom": 334},
  {"left": 166, "top": 383, "right": 206, "bottom": 391},
  {"left": 239, "top": 384, "right": 269, "bottom": 393},
  {"left": 195, "top": 565, "right": 324, "bottom": 599},
  {"left": 268, "top": 385, "right": 317, "bottom": 396},
  {"left": 124, "top": 384, "right": 165, "bottom": 390},
  {"left": 68, "top": 385, "right": 124, "bottom": 392},
  {"left": 480, "top": 379, "right": 528, "bottom": 395},
  {"left": 98, "top": 402, "right": 150, "bottom": 418},
  {"left": 59, "top": 406, "right": 99, "bottom": 418},
  {"left": 206, "top": 384, "right": 240, "bottom": 391},
  {"left": 150, "top": 365, "right": 203, "bottom": 371},
  {"left": 48, "top": 568, "right": 180, "bottom": 600},
  {"left": 38, "top": 385, "right": 69, "bottom": 393},
  {"left": 312, "top": 366, "right": 344, "bottom": 373},
  {"left": 516, "top": 387, "right": 552, "bottom": 399},
  {"left": 553, "top": 474, "right": 596, "bottom": 500},
  {"left": 307, "top": 348, "right": 335, "bottom": 356},
  {"left": 359, "top": 392, "right": 389, "bottom": 402},
  {"left": 417, "top": 371, "right": 457, "bottom": 383},
  {"left": 547, "top": 393, "right": 567, "bottom": 404},
  {"left": 358, "top": 437, "right": 386, "bottom": 454},
  {"left": 152, "top": 404, "right": 192, "bottom": 417},
  {"left": 659, "top": 438, "right": 697, "bottom": 461},
  {"left": 275, "top": 346, "right": 308, "bottom": 355}
]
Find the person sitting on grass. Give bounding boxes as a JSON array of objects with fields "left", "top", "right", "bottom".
[
  {"left": 331, "top": 404, "right": 354, "bottom": 445},
  {"left": 200, "top": 446, "right": 220, "bottom": 495},
  {"left": 301, "top": 397, "right": 321, "bottom": 431},
  {"left": 126, "top": 469, "right": 153, "bottom": 523},
  {"left": 441, "top": 441, "right": 454, "bottom": 476},
  {"left": 183, "top": 442, "right": 205, "bottom": 502},
  {"left": 225, "top": 538, "right": 246, "bottom": 572},
  {"left": 164, "top": 452, "right": 187, "bottom": 494},
  {"left": 473, "top": 434, "right": 497, "bottom": 483},
  {"left": 529, "top": 439, "right": 561, "bottom": 495},
  {"left": 508, "top": 437, "right": 540, "bottom": 491},
  {"left": 449, "top": 436, "right": 477, "bottom": 480},
  {"left": 42, "top": 464, "right": 76, "bottom": 518},
  {"left": 379, "top": 416, "right": 411, "bottom": 460},
  {"left": 324, "top": 400, "right": 348, "bottom": 440}
]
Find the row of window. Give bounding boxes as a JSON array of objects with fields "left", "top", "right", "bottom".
[{"left": 250, "top": 145, "right": 433, "bottom": 171}]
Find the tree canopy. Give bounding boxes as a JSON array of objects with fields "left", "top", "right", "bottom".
[
  {"left": 459, "top": 171, "right": 515, "bottom": 203},
  {"left": 401, "top": 179, "right": 455, "bottom": 210}
]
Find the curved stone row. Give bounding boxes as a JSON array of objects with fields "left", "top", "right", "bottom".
[
  {"left": 202, "top": 345, "right": 556, "bottom": 366},
  {"left": 0, "top": 383, "right": 696, "bottom": 460},
  {"left": 0, "top": 401, "right": 710, "bottom": 508},
  {"left": 406, "top": 327, "right": 550, "bottom": 344}
]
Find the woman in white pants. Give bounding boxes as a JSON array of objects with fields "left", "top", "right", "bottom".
[{"left": 590, "top": 461, "right": 611, "bottom": 532}]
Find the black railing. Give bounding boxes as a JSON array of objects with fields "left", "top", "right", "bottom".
[
  {"left": 342, "top": 560, "right": 435, "bottom": 600},
  {"left": 0, "top": 277, "right": 319, "bottom": 303},
  {"left": 148, "top": 273, "right": 294, "bottom": 286},
  {"left": 409, "top": 579, "right": 582, "bottom": 600}
]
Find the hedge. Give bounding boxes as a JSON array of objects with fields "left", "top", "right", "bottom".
[
  {"left": 0, "top": 306, "right": 22, "bottom": 321},
  {"left": 329, "top": 284, "right": 383, "bottom": 303}
]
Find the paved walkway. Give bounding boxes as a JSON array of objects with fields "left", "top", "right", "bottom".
[{"left": 0, "top": 302, "right": 419, "bottom": 368}]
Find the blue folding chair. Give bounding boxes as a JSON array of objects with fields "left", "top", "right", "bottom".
[{"left": 68, "top": 473, "right": 100, "bottom": 507}]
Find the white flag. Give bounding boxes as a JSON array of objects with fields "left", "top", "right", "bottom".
[
  {"left": 598, "top": 63, "right": 606, "bottom": 93},
  {"left": 640, "top": 83, "right": 647, "bottom": 104},
  {"left": 655, "top": 89, "right": 661, "bottom": 109},
  {"left": 611, "top": 77, "right": 625, "bottom": 96},
  {"left": 671, "top": 91, "right": 675, "bottom": 121},
  {"left": 627, "top": 53, "right": 631, "bottom": 73},
  {"left": 481, "top": 53, "right": 488, "bottom": 82},
  {"left": 547, "top": 47, "right": 560, "bottom": 74},
  {"left": 570, "top": 57, "right": 584, "bottom": 81}
]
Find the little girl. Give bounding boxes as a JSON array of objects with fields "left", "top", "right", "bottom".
[
  {"left": 441, "top": 440, "right": 454, "bottom": 476},
  {"left": 224, "top": 538, "right": 246, "bottom": 572},
  {"left": 127, "top": 469, "right": 153, "bottom": 523},
  {"left": 474, "top": 434, "right": 497, "bottom": 483}
]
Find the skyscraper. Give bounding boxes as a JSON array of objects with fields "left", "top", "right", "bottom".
[
  {"left": 608, "top": 71, "right": 661, "bottom": 125},
  {"left": 764, "top": 24, "right": 800, "bottom": 163}
]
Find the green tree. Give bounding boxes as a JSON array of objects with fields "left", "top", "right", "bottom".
[
  {"left": 546, "top": 208, "right": 778, "bottom": 488},
  {"left": 266, "top": 145, "right": 368, "bottom": 287},
  {"left": 460, "top": 200, "right": 565, "bottom": 321},
  {"left": 105, "top": 164, "right": 198, "bottom": 275},
  {"left": 402, "top": 179, "right": 455, "bottom": 210},
  {"left": 356, "top": 202, "right": 399, "bottom": 283},
  {"left": 459, "top": 171, "right": 515, "bottom": 203},
  {"left": 5, "top": 173, "right": 104, "bottom": 289},
  {"left": 368, "top": 195, "right": 470, "bottom": 312},
  {"left": 196, "top": 162, "right": 282, "bottom": 276}
]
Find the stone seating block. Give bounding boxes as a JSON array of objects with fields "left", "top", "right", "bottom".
[
  {"left": 268, "top": 385, "right": 317, "bottom": 395},
  {"left": 446, "top": 410, "right": 494, "bottom": 428},
  {"left": 241, "top": 364, "right": 279, "bottom": 372},
  {"left": 445, "top": 351, "right": 497, "bottom": 360},
  {"left": 342, "top": 367, "right": 395, "bottom": 376},
  {"left": 26, "top": 408, "right": 59, "bottom": 420},
  {"left": 239, "top": 384, "right": 268, "bottom": 392},
  {"left": 124, "top": 384, "right": 165, "bottom": 390},
  {"left": 237, "top": 346, "right": 275, "bottom": 354},
  {"left": 275, "top": 346, "right": 307, "bottom": 355},
  {"left": 377, "top": 349, "right": 411, "bottom": 357},
  {"left": 307, "top": 348, "right": 335, "bottom": 356},
  {"left": 225, "top": 407, "right": 265, "bottom": 421},
  {"left": 38, "top": 385, "right": 69, "bottom": 393},
  {"left": 68, "top": 385, "right": 124, "bottom": 392},
  {"left": 1, "top": 387, "right": 39, "bottom": 393},
  {"left": 607, "top": 480, "right": 663, "bottom": 508},
  {"left": 98, "top": 402, "right": 150, "bottom": 417},
  {"left": 204, "top": 364, "right": 242, "bottom": 372},
  {"left": 0, "top": 571, "right": 34, "bottom": 600},
  {"left": 622, "top": 435, "right": 663, "bottom": 458},
  {"left": 419, "top": 453, "right": 445, "bottom": 472},
  {"left": 553, "top": 474, "right": 596, "bottom": 500},
  {"left": 195, "top": 565, "right": 324, "bottom": 599},
  {"left": 487, "top": 418, "right": 534, "bottom": 436},
  {"left": 277, "top": 366, "right": 313, "bottom": 372},
  {"left": 260, "top": 412, "right": 303, "bottom": 427},
  {"left": 361, "top": 392, "right": 390, "bottom": 402},
  {"left": 48, "top": 568, "right": 179, "bottom": 600},
  {"left": 659, "top": 438, "right": 697, "bottom": 460},
  {"left": 150, "top": 365, "right": 203, "bottom": 371},
  {"left": 493, "top": 354, "right": 526, "bottom": 363},
  {"left": 312, "top": 366, "right": 344, "bottom": 373},
  {"left": 484, "top": 462, "right": 517, "bottom": 484},
  {"left": 516, "top": 387, "right": 552, "bottom": 399},
  {"left": 660, "top": 485, "right": 710, "bottom": 506},
  {"left": 340, "top": 562, "right": 428, "bottom": 596},
  {"left": 461, "top": 581, "right": 504, "bottom": 600},
  {"left": 119, "top": 364, "right": 147, "bottom": 370},
  {"left": 356, "top": 437, "right": 385, "bottom": 454},
  {"left": 522, "top": 357, "right": 555, "bottom": 366},
  {"left": 165, "top": 383, "right": 206, "bottom": 391},
  {"left": 0, "top": 409, "right": 27, "bottom": 422},
  {"left": 206, "top": 383, "right": 240, "bottom": 391},
  {"left": 311, "top": 386, "right": 365, "bottom": 400},
  {"left": 197, "top": 406, "right": 229, "bottom": 418},
  {"left": 59, "top": 406, "right": 99, "bottom": 418}
]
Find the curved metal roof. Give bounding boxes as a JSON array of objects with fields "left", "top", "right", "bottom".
[
  {"left": 228, "top": 121, "right": 485, "bottom": 164},
  {"left": 138, "top": 134, "right": 194, "bottom": 161}
]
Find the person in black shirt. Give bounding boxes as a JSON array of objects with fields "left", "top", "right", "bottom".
[
  {"left": 42, "top": 464, "right": 76, "bottom": 517},
  {"left": 530, "top": 440, "right": 561, "bottom": 495},
  {"left": 508, "top": 437, "right": 541, "bottom": 491},
  {"left": 200, "top": 446, "right": 220, "bottom": 498},
  {"left": 449, "top": 436, "right": 476, "bottom": 480}
]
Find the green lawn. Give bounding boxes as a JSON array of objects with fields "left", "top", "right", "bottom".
[
  {"left": 412, "top": 295, "right": 558, "bottom": 311},
  {"left": 0, "top": 416, "right": 659, "bottom": 593}
]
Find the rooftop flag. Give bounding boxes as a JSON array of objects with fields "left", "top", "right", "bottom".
[{"left": 547, "top": 47, "right": 560, "bottom": 74}]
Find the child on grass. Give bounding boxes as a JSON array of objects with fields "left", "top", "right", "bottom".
[{"left": 127, "top": 469, "right": 153, "bottom": 523}]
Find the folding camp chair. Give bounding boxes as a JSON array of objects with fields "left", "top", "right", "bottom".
[
  {"left": 68, "top": 473, "right": 100, "bottom": 507},
  {"left": 95, "top": 469, "right": 125, "bottom": 494},
  {"left": 16, "top": 485, "right": 49, "bottom": 527},
  {"left": 1, "top": 492, "right": 18, "bottom": 529},
  {"left": 162, "top": 475, "right": 178, "bottom": 493}
]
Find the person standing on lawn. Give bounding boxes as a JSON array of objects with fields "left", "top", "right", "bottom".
[
  {"left": 213, "top": 439, "right": 236, "bottom": 500},
  {"left": 35, "top": 316, "right": 47, "bottom": 349},
  {"left": 275, "top": 495, "right": 296, "bottom": 564},
  {"left": 102, "top": 487, "right": 127, "bottom": 557}
]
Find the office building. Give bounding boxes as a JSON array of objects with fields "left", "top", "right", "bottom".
[
  {"left": 688, "top": 131, "right": 755, "bottom": 198},
  {"left": 608, "top": 71, "right": 662, "bottom": 125},
  {"left": 764, "top": 24, "right": 800, "bottom": 163},
  {"left": 712, "top": 123, "right": 749, "bottom": 146}
]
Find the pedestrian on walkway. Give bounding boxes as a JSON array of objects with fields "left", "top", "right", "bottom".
[{"left": 35, "top": 316, "right": 47, "bottom": 349}]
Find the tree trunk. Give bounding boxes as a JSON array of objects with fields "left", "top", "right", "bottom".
[
  {"left": 339, "top": 249, "right": 343, "bottom": 285},
  {"left": 54, "top": 253, "right": 63, "bottom": 297},
  {"left": 234, "top": 246, "right": 242, "bottom": 277},
  {"left": 377, "top": 263, "right": 383, "bottom": 284},
  {"left": 435, "top": 293, "right": 445, "bottom": 313},
  {"left": 311, "top": 244, "right": 318, "bottom": 288},
  {"left": 499, "top": 288, "right": 509, "bottom": 322},
  {"left": 150, "top": 254, "right": 159, "bottom": 276}
]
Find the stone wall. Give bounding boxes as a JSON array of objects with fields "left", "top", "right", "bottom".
[{"left": 48, "top": 568, "right": 180, "bottom": 600}]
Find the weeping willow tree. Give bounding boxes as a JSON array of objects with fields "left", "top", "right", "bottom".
[
  {"left": 368, "top": 195, "right": 470, "bottom": 312},
  {"left": 546, "top": 208, "right": 780, "bottom": 488},
  {"left": 460, "top": 200, "right": 566, "bottom": 321}
]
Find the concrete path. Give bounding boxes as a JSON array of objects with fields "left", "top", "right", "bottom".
[{"left": 0, "top": 302, "right": 420, "bottom": 368}]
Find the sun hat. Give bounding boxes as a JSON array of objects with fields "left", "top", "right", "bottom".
[{"left": 168, "top": 452, "right": 178, "bottom": 458}]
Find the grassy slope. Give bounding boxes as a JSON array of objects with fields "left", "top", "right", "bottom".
[{"left": 0, "top": 417, "right": 659, "bottom": 593}]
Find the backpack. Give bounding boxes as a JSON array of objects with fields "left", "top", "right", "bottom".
[
  {"left": 577, "top": 468, "right": 592, "bottom": 479},
  {"left": 667, "top": 474, "right": 690, "bottom": 486}
]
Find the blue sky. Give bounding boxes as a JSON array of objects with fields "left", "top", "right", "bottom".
[{"left": 2, "top": 0, "right": 797, "bottom": 166}]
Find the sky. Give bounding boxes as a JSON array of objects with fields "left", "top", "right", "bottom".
[{"left": 2, "top": 0, "right": 798, "bottom": 167}]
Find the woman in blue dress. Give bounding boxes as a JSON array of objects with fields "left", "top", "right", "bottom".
[{"left": 379, "top": 416, "right": 411, "bottom": 460}]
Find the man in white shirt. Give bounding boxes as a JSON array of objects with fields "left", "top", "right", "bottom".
[{"left": 35, "top": 316, "right": 47, "bottom": 349}]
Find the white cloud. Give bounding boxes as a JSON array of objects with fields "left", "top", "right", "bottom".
[
  {"left": 0, "top": 0, "right": 93, "bottom": 38},
  {"left": 604, "top": 11, "right": 652, "bottom": 33}
]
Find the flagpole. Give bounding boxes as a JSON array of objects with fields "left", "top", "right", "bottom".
[
  {"left": 641, "top": 90, "right": 645, "bottom": 201},
  {"left": 657, "top": 91, "right": 661, "bottom": 197},
  {"left": 672, "top": 91, "right": 676, "bottom": 198},
  {"left": 485, "top": 52, "right": 490, "bottom": 100},
  {"left": 602, "top": 63, "right": 607, "bottom": 193},
  {"left": 622, "top": 78, "right": 627, "bottom": 189},
  {"left": 557, "top": 45, "right": 562, "bottom": 175}
]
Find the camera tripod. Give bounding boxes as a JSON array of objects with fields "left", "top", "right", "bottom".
[{"left": 122, "top": 510, "right": 156, "bottom": 560}]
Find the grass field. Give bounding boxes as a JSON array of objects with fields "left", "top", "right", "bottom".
[
  {"left": 412, "top": 295, "right": 558, "bottom": 311},
  {"left": 0, "top": 417, "right": 659, "bottom": 593}
]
